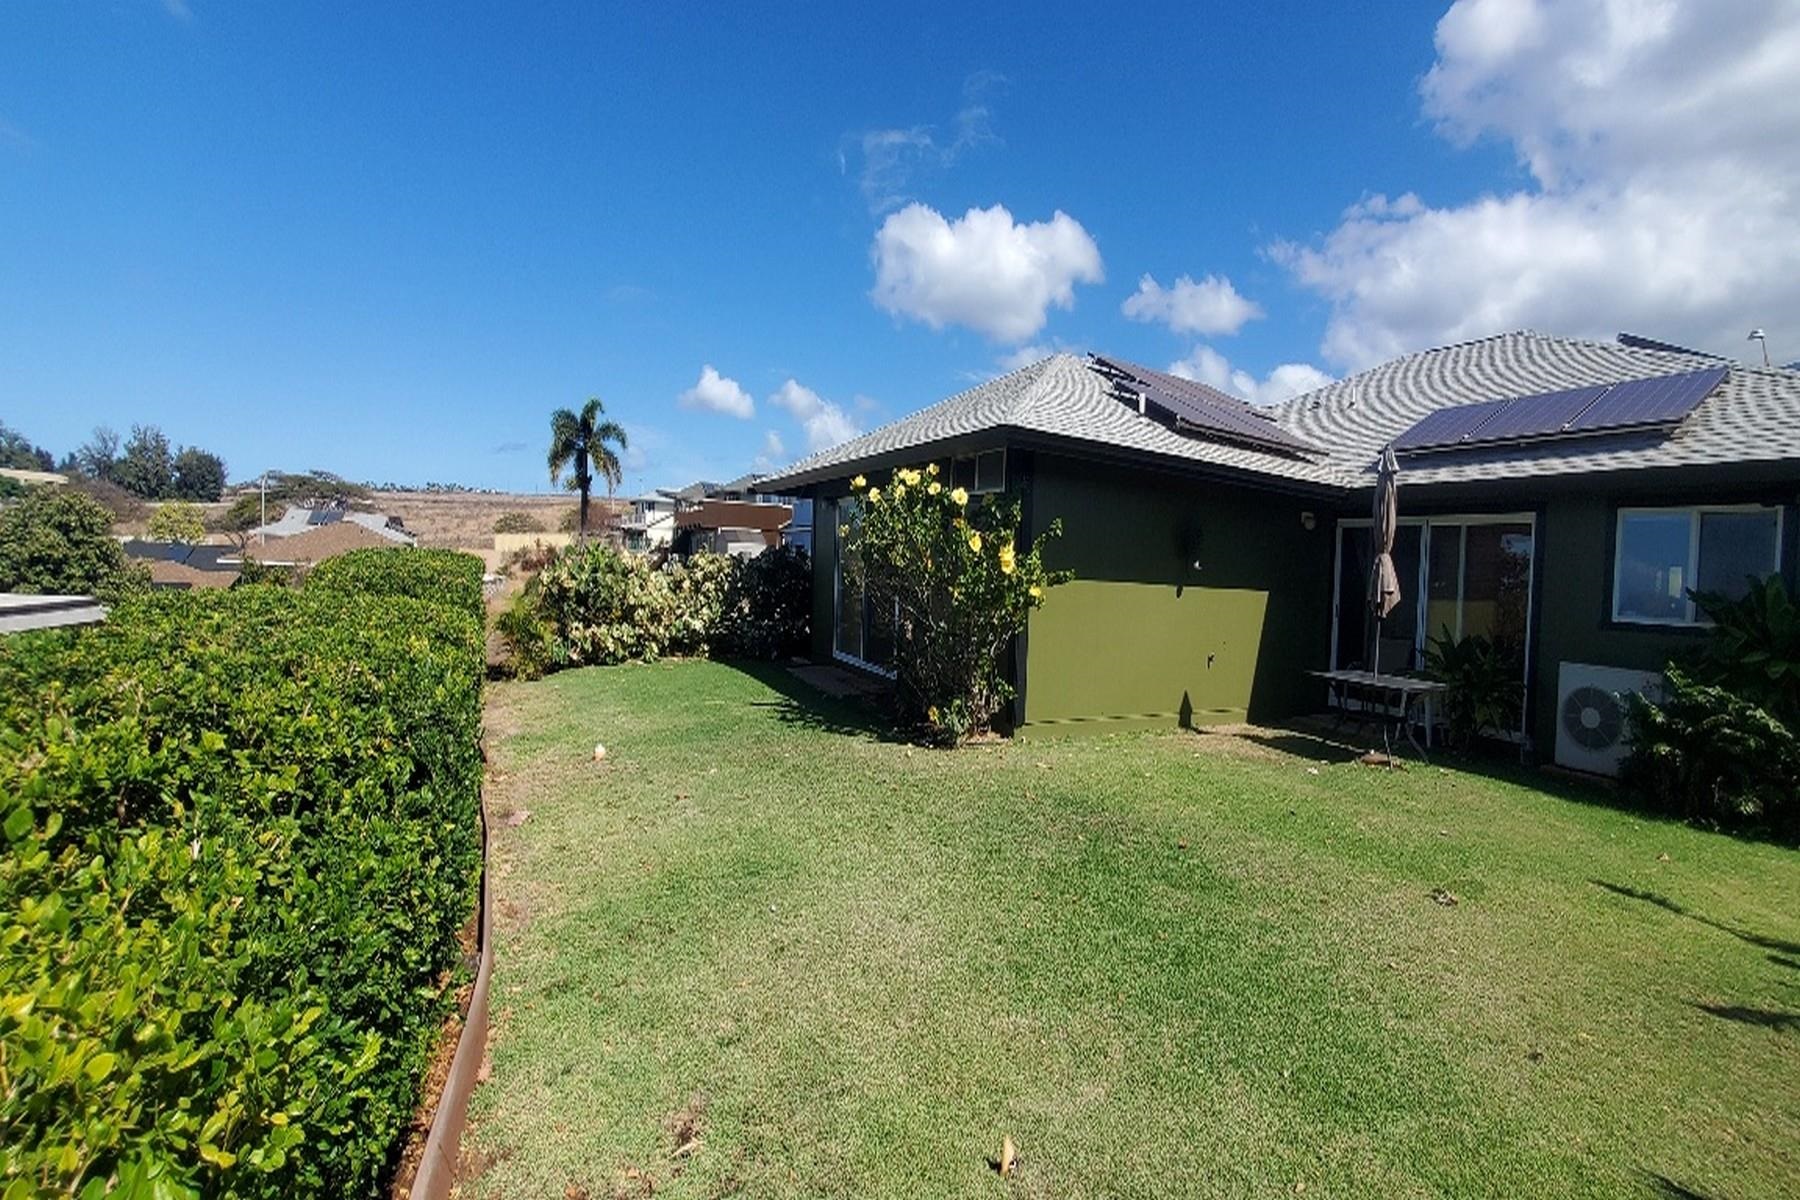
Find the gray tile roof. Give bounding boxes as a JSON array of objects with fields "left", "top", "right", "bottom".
[
  {"left": 760, "top": 331, "right": 1800, "bottom": 496},
  {"left": 1274, "top": 330, "right": 1800, "bottom": 487},
  {"left": 760, "top": 354, "right": 1344, "bottom": 492}
]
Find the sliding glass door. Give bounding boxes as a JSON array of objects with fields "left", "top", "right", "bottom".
[
  {"left": 832, "top": 499, "right": 894, "bottom": 673},
  {"left": 1334, "top": 514, "right": 1535, "bottom": 731}
]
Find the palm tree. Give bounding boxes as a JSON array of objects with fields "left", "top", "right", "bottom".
[{"left": 548, "top": 398, "right": 628, "bottom": 543}]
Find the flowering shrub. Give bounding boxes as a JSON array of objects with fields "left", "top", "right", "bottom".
[
  {"left": 499, "top": 543, "right": 811, "bottom": 675},
  {"left": 844, "top": 464, "right": 1066, "bottom": 742}
]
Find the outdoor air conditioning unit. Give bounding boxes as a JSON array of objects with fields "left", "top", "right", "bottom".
[{"left": 1554, "top": 662, "right": 1664, "bottom": 777}]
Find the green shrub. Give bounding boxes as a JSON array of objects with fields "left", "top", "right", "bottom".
[
  {"left": 306, "top": 547, "right": 485, "bottom": 625},
  {"left": 498, "top": 544, "right": 812, "bottom": 675},
  {"left": 1688, "top": 574, "right": 1800, "bottom": 727},
  {"left": 844, "top": 467, "right": 1066, "bottom": 742},
  {"left": 719, "top": 544, "right": 811, "bottom": 660},
  {"left": 0, "top": 487, "right": 140, "bottom": 598},
  {"left": 0, "top": 585, "right": 484, "bottom": 1197},
  {"left": 491, "top": 511, "right": 544, "bottom": 534}
]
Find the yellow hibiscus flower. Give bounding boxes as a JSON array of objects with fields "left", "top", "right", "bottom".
[
  {"left": 1029, "top": 584, "right": 1043, "bottom": 599},
  {"left": 928, "top": 481, "right": 942, "bottom": 496},
  {"left": 997, "top": 544, "right": 1016, "bottom": 574},
  {"left": 867, "top": 486, "right": 882, "bottom": 503},
  {"left": 893, "top": 482, "right": 907, "bottom": 499},
  {"left": 927, "top": 462, "right": 939, "bottom": 476},
  {"left": 950, "top": 486, "right": 969, "bottom": 506},
  {"left": 898, "top": 467, "right": 921, "bottom": 486},
  {"left": 967, "top": 531, "right": 982, "bottom": 553},
  {"left": 927, "top": 705, "right": 940, "bottom": 724},
  {"left": 852, "top": 474, "right": 867, "bottom": 489}
]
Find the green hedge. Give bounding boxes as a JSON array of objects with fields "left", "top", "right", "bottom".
[
  {"left": 305, "top": 548, "right": 485, "bottom": 624},
  {"left": 0, "top": 584, "right": 484, "bottom": 1197}
]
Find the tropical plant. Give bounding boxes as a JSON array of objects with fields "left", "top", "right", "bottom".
[
  {"left": 0, "top": 487, "right": 140, "bottom": 597},
  {"left": 547, "top": 398, "right": 628, "bottom": 543},
  {"left": 1423, "top": 627, "right": 1523, "bottom": 748},
  {"left": 147, "top": 499, "right": 207, "bottom": 543},
  {"left": 1687, "top": 574, "right": 1800, "bottom": 727},
  {"left": 1619, "top": 575, "right": 1800, "bottom": 839},
  {"left": 843, "top": 465, "right": 1066, "bottom": 742}
]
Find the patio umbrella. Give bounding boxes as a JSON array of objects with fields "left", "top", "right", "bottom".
[{"left": 1368, "top": 444, "right": 1401, "bottom": 677}]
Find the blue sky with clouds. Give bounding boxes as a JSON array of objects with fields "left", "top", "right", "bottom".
[{"left": 3, "top": 1, "right": 1796, "bottom": 492}]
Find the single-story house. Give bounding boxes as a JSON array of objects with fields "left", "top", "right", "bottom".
[
  {"left": 758, "top": 331, "right": 1800, "bottom": 770},
  {"left": 122, "top": 539, "right": 242, "bottom": 590}
]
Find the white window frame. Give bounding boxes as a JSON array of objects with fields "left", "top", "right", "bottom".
[{"left": 1610, "top": 504, "right": 1784, "bottom": 627}]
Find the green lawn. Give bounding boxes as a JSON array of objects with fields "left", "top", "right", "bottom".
[{"left": 468, "top": 661, "right": 1800, "bottom": 1199}]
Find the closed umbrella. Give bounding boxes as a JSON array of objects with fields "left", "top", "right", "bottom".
[{"left": 1368, "top": 444, "right": 1401, "bottom": 677}]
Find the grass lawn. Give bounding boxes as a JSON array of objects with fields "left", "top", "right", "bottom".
[{"left": 467, "top": 661, "right": 1800, "bottom": 1199}]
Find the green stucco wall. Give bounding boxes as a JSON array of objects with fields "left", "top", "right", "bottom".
[{"left": 1021, "top": 453, "right": 1334, "bottom": 735}]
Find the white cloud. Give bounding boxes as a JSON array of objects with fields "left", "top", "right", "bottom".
[
  {"left": 1121, "top": 273, "right": 1263, "bottom": 336},
  {"left": 753, "top": 429, "right": 788, "bottom": 471},
  {"left": 770, "top": 379, "right": 861, "bottom": 453},
  {"left": 844, "top": 72, "right": 1003, "bottom": 213},
  {"left": 870, "top": 203, "right": 1104, "bottom": 343},
  {"left": 1275, "top": 0, "right": 1800, "bottom": 368},
  {"left": 677, "top": 365, "right": 754, "bottom": 419},
  {"left": 1169, "top": 344, "right": 1333, "bottom": 406}
]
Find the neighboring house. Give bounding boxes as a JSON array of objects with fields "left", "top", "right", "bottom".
[
  {"left": 0, "top": 468, "right": 67, "bottom": 488},
  {"left": 759, "top": 332, "right": 1800, "bottom": 764},
  {"left": 122, "top": 540, "right": 242, "bottom": 590},
  {"left": 621, "top": 492, "right": 678, "bottom": 552},
  {"left": 242, "top": 520, "right": 410, "bottom": 566},
  {"left": 247, "top": 506, "right": 415, "bottom": 545},
  {"left": 672, "top": 499, "right": 793, "bottom": 558}
]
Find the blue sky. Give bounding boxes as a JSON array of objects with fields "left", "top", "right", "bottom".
[{"left": 3, "top": 1, "right": 1795, "bottom": 493}]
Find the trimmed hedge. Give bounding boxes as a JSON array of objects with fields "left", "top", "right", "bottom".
[
  {"left": 0, "top": 582, "right": 484, "bottom": 1197},
  {"left": 306, "top": 547, "right": 486, "bottom": 624}
]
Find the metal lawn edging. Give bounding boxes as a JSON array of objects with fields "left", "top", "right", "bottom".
[{"left": 409, "top": 793, "right": 494, "bottom": 1199}]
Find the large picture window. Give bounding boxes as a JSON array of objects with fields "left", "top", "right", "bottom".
[{"left": 1612, "top": 505, "right": 1782, "bottom": 625}]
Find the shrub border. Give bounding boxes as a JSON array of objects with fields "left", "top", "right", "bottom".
[{"left": 407, "top": 791, "right": 494, "bottom": 1200}]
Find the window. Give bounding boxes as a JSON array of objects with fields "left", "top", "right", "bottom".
[
  {"left": 831, "top": 498, "right": 894, "bottom": 672},
  {"left": 1612, "top": 505, "right": 1782, "bottom": 625},
  {"left": 950, "top": 449, "right": 1005, "bottom": 494}
]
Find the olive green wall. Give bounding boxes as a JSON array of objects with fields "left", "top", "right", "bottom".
[
  {"left": 1020, "top": 453, "right": 1334, "bottom": 734},
  {"left": 1528, "top": 487, "right": 1799, "bottom": 753}
]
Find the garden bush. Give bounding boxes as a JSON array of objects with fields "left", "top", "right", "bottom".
[
  {"left": 843, "top": 466, "right": 1065, "bottom": 741},
  {"left": 1424, "top": 627, "right": 1523, "bottom": 749},
  {"left": 498, "top": 543, "right": 811, "bottom": 675},
  {"left": 147, "top": 500, "right": 207, "bottom": 544},
  {"left": 1621, "top": 577, "right": 1800, "bottom": 838},
  {"left": 0, "top": 584, "right": 484, "bottom": 1197},
  {"left": 306, "top": 547, "right": 485, "bottom": 625}
]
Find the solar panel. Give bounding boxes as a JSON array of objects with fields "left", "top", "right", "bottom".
[
  {"left": 1090, "top": 355, "right": 1321, "bottom": 456},
  {"left": 1461, "top": 384, "right": 1612, "bottom": 445},
  {"left": 1389, "top": 396, "right": 1513, "bottom": 452},
  {"left": 1567, "top": 366, "right": 1727, "bottom": 433},
  {"left": 306, "top": 508, "right": 344, "bottom": 526}
]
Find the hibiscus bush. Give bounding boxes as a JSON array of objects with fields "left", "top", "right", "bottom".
[{"left": 844, "top": 464, "right": 1066, "bottom": 742}]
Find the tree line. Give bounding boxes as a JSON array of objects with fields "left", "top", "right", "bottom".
[{"left": 0, "top": 420, "right": 228, "bottom": 501}]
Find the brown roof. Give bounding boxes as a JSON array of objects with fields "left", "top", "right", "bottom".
[
  {"left": 673, "top": 500, "right": 791, "bottom": 533},
  {"left": 242, "top": 522, "right": 397, "bottom": 565},
  {"left": 147, "top": 559, "right": 238, "bottom": 590}
]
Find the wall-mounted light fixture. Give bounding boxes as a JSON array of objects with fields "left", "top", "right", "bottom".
[
  {"left": 1182, "top": 525, "right": 1204, "bottom": 573},
  {"left": 1300, "top": 510, "right": 1317, "bottom": 531}
]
